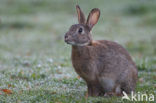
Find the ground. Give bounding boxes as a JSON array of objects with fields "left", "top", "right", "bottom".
[{"left": 0, "top": 0, "right": 156, "bottom": 103}]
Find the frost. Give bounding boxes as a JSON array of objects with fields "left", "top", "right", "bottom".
[
  {"left": 37, "top": 64, "right": 42, "bottom": 68},
  {"left": 47, "top": 58, "right": 53, "bottom": 63}
]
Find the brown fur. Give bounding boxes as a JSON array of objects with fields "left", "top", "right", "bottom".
[{"left": 65, "top": 5, "right": 138, "bottom": 96}]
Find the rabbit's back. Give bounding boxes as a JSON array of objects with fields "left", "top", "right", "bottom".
[{"left": 94, "top": 40, "right": 137, "bottom": 73}]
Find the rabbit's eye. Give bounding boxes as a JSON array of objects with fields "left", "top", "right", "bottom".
[{"left": 78, "top": 28, "right": 83, "bottom": 33}]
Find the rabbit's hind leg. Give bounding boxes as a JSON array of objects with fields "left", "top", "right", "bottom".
[{"left": 120, "top": 69, "right": 137, "bottom": 94}]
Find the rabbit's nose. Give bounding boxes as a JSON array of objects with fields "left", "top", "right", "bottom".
[{"left": 65, "top": 35, "right": 68, "bottom": 39}]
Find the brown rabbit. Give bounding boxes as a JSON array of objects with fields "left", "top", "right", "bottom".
[{"left": 64, "top": 5, "right": 138, "bottom": 96}]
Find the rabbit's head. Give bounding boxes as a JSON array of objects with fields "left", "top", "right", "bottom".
[{"left": 65, "top": 5, "right": 100, "bottom": 46}]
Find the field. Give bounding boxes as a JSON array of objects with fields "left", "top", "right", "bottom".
[{"left": 0, "top": 0, "right": 156, "bottom": 102}]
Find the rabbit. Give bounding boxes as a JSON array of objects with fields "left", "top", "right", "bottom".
[{"left": 64, "top": 5, "right": 138, "bottom": 97}]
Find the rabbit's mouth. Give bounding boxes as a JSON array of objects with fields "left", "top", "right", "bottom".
[
  {"left": 66, "top": 41, "right": 76, "bottom": 45},
  {"left": 66, "top": 41, "right": 90, "bottom": 46}
]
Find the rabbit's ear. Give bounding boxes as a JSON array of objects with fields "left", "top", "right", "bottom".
[
  {"left": 86, "top": 8, "right": 100, "bottom": 30},
  {"left": 76, "top": 5, "right": 86, "bottom": 24}
]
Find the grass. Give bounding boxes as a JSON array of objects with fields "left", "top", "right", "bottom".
[{"left": 0, "top": 0, "right": 156, "bottom": 102}]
